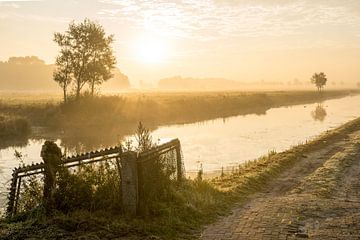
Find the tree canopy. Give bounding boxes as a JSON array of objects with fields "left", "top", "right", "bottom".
[
  {"left": 310, "top": 72, "right": 327, "bottom": 92},
  {"left": 54, "top": 19, "right": 116, "bottom": 101}
]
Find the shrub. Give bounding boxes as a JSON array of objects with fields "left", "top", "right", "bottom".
[
  {"left": 17, "top": 160, "right": 122, "bottom": 216},
  {"left": 18, "top": 175, "right": 43, "bottom": 214}
]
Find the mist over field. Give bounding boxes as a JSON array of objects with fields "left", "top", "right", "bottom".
[{"left": 1, "top": 56, "right": 357, "bottom": 92}]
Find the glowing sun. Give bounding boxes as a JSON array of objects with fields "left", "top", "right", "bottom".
[{"left": 134, "top": 35, "right": 168, "bottom": 64}]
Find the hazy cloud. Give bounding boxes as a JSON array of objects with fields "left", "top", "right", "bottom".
[{"left": 97, "top": 0, "right": 360, "bottom": 42}]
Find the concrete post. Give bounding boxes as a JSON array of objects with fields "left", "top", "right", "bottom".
[
  {"left": 41, "top": 141, "right": 62, "bottom": 215},
  {"left": 175, "top": 142, "right": 183, "bottom": 181},
  {"left": 120, "top": 151, "right": 138, "bottom": 216}
]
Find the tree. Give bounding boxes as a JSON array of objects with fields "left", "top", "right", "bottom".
[
  {"left": 86, "top": 53, "right": 115, "bottom": 96},
  {"left": 53, "top": 50, "right": 72, "bottom": 103},
  {"left": 310, "top": 72, "right": 327, "bottom": 92},
  {"left": 54, "top": 19, "right": 116, "bottom": 100}
]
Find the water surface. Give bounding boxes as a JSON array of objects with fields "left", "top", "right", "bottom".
[{"left": 151, "top": 95, "right": 360, "bottom": 172}]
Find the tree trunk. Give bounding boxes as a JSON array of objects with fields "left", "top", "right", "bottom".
[
  {"left": 63, "top": 83, "right": 67, "bottom": 103},
  {"left": 91, "top": 79, "right": 95, "bottom": 97},
  {"left": 76, "top": 80, "right": 81, "bottom": 100},
  {"left": 63, "top": 86, "right": 67, "bottom": 103}
]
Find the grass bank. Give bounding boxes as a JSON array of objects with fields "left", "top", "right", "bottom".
[
  {"left": 1, "top": 116, "right": 360, "bottom": 239},
  {"left": 0, "top": 90, "right": 358, "bottom": 148}
]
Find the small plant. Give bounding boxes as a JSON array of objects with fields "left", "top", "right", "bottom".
[
  {"left": 135, "top": 121, "right": 153, "bottom": 152},
  {"left": 14, "top": 150, "right": 25, "bottom": 166},
  {"left": 18, "top": 175, "right": 43, "bottom": 213},
  {"left": 122, "top": 138, "right": 133, "bottom": 151},
  {"left": 268, "top": 149, "right": 277, "bottom": 158}
]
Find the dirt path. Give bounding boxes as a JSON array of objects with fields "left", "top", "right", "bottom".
[{"left": 201, "top": 130, "right": 360, "bottom": 239}]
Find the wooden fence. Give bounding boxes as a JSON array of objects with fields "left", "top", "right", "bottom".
[{"left": 6, "top": 138, "right": 183, "bottom": 217}]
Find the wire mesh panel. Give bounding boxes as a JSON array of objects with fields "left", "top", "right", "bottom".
[
  {"left": 6, "top": 146, "right": 123, "bottom": 217},
  {"left": 16, "top": 174, "right": 44, "bottom": 214},
  {"left": 137, "top": 139, "right": 183, "bottom": 181},
  {"left": 53, "top": 158, "right": 122, "bottom": 213},
  {"left": 136, "top": 139, "right": 184, "bottom": 214}
]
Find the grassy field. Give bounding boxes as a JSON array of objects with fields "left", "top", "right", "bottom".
[{"left": 1, "top": 116, "right": 360, "bottom": 239}]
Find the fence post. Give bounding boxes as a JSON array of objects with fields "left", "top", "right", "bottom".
[
  {"left": 41, "top": 141, "right": 62, "bottom": 215},
  {"left": 175, "top": 140, "right": 183, "bottom": 181},
  {"left": 6, "top": 169, "right": 19, "bottom": 217},
  {"left": 120, "top": 151, "right": 138, "bottom": 216}
]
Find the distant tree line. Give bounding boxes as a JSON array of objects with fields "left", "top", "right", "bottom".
[
  {"left": 0, "top": 56, "right": 54, "bottom": 91},
  {"left": 5, "top": 56, "right": 45, "bottom": 65},
  {"left": 53, "top": 19, "right": 117, "bottom": 102},
  {"left": 0, "top": 56, "right": 129, "bottom": 92}
]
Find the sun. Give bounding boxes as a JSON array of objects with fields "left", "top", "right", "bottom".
[{"left": 134, "top": 35, "right": 168, "bottom": 64}]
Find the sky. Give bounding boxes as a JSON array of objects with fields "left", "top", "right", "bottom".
[{"left": 1, "top": 0, "right": 360, "bottom": 86}]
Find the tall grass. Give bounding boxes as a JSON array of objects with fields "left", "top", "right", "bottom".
[
  {"left": 0, "top": 116, "right": 30, "bottom": 138},
  {"left": 0, "top": 115, "right": 30, "bottom": 148}
]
